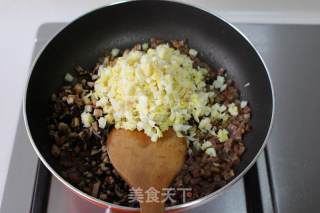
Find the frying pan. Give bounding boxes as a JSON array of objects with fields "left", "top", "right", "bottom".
[{"left": 24, "top": 0, "right": 274, "bottom": 212}]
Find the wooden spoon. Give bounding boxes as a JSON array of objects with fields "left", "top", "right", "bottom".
[{"left": 106, "top": 128, "right": 187, "bottom": 213}]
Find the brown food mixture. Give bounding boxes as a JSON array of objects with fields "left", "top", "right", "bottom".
[{"left": 47, "top": 38, "right": 251, "bottom": 207}]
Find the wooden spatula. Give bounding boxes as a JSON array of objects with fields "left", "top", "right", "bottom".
[{"left": 106, "top": 128, "right": 187, "bottom": 213}]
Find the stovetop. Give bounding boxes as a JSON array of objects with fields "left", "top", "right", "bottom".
[{"left": 2, "top": 23, "right": 320, "bottom": 213}]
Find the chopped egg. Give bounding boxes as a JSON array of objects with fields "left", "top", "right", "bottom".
[
  {"left": 84, "top": 105, "right": 93, "bottom": 112},
  {"left": 189, "top": 48, "right": 198, "bottom": 57},
  {"left": 142, "top": 43, "right": 149, "bottom": 50},
  {"left": 95, "top": 97, "right": 108, "bottom": 107},
  {"left": 198, "top": 118, "right": 212, "bottom": 132},
  {"left": 217, "top": 129, "right": 229, "bottom": 142},
  {"left": 64, "top": 73, "right": 74, "bottom": 82},
  {"left": 201, "top": 141, "right": 212, "bottom": 150},
  {"left": 173, "top": 124, "right": 192, "bottom": 134},
  {"left": 98, "top": 117, "right": 107, "bottom": 129},
  {"left": 213, "top": 76, "right": 225, "bottom": 89},
  {"left": 228, "top": 103, "right": 238, "bottom": 116},
  {"left": 82, "top": 92, "right": 92, "bottom": 105},
  {"left": 66, "top": 95, "right": 75, "bottom": 104},
  {"left": 205, "top": 147, "right": 217, "bottom": 157},
  {"left": 111, "top": 48, "right": 120, "bottom": 57},
  {"left": 240, "top": 101, "right": 248, "bottom": 108},
  {"left": 94, "top": 44, "right": 213, "bottom": 141},
  {"left": 220, "top": 84, "right": 227, "bottom": 92},
  {"left": 193, "top": 141, "right": 201, "bottom": 150},
  {"left": 211, "top": 103, "right": 229, "bottom": 122},
  {"left": 81, "top": 112, "right": 94, "bottom": 127}
]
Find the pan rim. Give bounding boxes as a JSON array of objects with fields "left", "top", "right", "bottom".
[{"left": 23, "top": 0, "right": 275, "bottom": 211}]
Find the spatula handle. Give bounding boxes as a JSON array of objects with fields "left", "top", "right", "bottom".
[{"left": 140, "top": 202, "right": 165, "bottom": 213}]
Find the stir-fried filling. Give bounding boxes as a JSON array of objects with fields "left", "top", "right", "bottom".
[{"left": 47, "top": 38, "right": 251, "bottom": 206}]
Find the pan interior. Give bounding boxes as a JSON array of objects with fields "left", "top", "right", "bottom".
[{"left": 25, "top": 0, "right": 273, "bottom": 205}]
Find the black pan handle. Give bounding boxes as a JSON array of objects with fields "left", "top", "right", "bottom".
[{"left": 29, "top": 160, "right": 52, "bottom": 213}]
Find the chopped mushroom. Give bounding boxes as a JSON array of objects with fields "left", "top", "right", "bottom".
[{"left": 92, "top": 181, "right": 101, "bottom": 197}]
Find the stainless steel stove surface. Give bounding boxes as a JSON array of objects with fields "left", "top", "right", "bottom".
[{"left": 1, "top": 23, "right": 320, "bottom": 213}]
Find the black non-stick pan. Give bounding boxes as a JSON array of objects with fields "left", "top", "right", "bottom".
[{"left": 24, "top": 0, "right": 274, "bottom": 212}]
